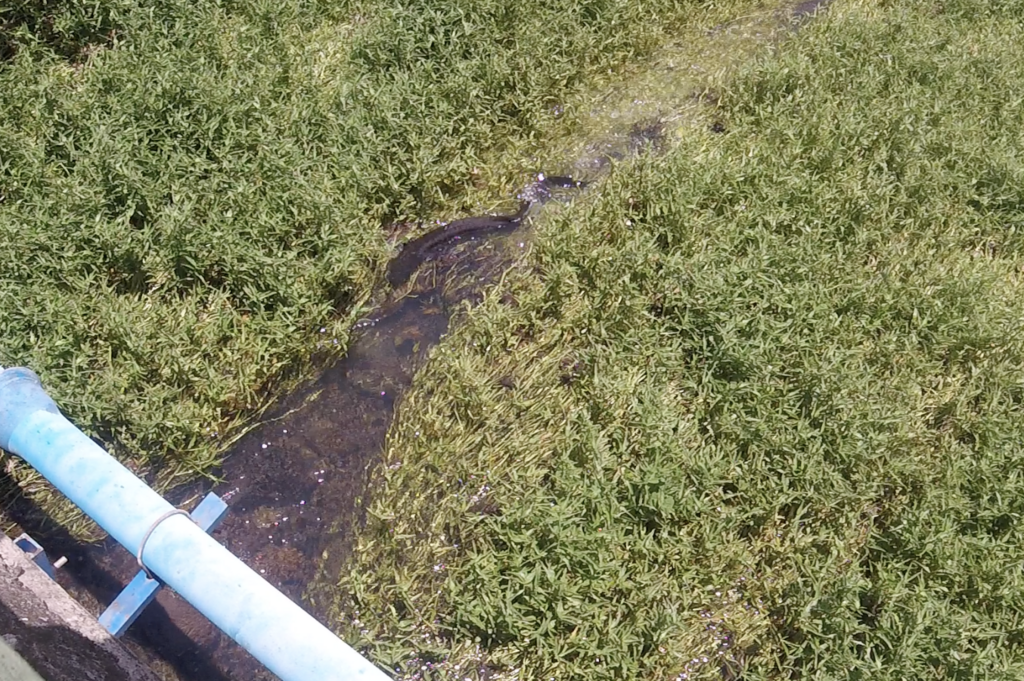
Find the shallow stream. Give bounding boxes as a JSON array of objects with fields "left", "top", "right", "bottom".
[{"left": 11, "top": 1, "right": 831, "bottom": 678}]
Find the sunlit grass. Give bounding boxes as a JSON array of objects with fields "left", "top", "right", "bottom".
[
  {"left": 328, "top": 0, "right": 1024, "bottom": 678},
  {"left": 0, "top": 0, "right": 742, "bottom": 508}
]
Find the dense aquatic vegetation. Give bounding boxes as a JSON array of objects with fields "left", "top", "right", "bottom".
[
  {"left": 329, "top": 0, "right": 1024, "bottom": 677},
  {"left": 0, "top": 0, "right": 731, "bottom": 494}
]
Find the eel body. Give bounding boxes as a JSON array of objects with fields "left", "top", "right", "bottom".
[
  {"left": 385, "top": 175, "right": 588, "bottom": 288},
  {"left": 386, "top": 202, "right": 531, "bottom": 287}
]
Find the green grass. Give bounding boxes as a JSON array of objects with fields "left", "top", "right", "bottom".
[
  {"left": 0, "top": 0, "right": 739, "bottom": 505},
  {"left": 326, "top": 0, "right": 1024, "bottom": 678}
]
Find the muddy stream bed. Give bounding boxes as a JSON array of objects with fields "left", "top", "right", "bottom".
[{"left": 10, "top": 2, "right": 830, "bottom": 679}]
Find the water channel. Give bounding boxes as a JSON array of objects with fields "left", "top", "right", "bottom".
[{"left": 9, "top": 1, "right": 832, "bottom": 678}]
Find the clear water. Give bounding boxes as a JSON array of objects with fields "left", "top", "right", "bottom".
[{"left": 14, "top": 2, "right": 833, "bottom": 678}]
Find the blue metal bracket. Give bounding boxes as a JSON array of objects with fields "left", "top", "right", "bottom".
[
  {"left": 99, "top": 492, "right": 228, "bottom": 637},
  {"left": 13, "top": 533, "right": 59, "bottom": 580}
]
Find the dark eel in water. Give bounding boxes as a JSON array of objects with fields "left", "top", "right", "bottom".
[
  {"left": 386, "top": 175, "right": 586, "bottom": 287},
  {"left": 386, "top": 201, "right": 532, "bottom": 287}
]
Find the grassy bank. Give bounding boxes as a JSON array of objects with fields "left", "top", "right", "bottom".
[
  {"left": 327, "top": 0, "right": 1024, "bottom": 678},
  {"left": 0, "top": 0, "right": 736, "bottom": 493}
]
